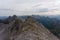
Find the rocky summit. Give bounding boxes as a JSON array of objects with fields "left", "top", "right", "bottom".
[{"left": 0, "top": 16, "right": 59, "bottom": 40}]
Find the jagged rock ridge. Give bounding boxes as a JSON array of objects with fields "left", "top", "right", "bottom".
[{"left": 0, "top": 16, "right": 59, "bottom": 40}]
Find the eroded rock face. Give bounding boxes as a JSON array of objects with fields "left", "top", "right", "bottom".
[
  {"left": 14, "top": 22, "right": 59, "bottom": 40},
  {"left": 0, "top": 17, "right": 59, "bottom": 40}
]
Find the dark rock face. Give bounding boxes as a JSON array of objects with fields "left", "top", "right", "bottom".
[{"left": 0, "top": 17, "right": 59, "bottom": 40}]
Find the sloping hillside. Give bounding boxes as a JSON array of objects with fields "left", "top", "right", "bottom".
[{"left": 0, "top": 16, "right": 59, "bottom": 40}]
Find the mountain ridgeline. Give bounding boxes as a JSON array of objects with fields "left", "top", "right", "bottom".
[{"left": 0, "top": 15, "right": 59, "bottom": 40}]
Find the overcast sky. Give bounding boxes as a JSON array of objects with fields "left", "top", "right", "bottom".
[{"left": 0, "top": 0, "right": 60, "bottom": 16}]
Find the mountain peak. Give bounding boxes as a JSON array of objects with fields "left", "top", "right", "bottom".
[
  {"left": 8, "top": 16, "right": 59, "bottom": 40},
  {"left": 0, "top": 16, "right": 59, "bottom": 40}
]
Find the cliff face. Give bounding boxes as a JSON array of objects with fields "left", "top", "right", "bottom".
[{"left": 0, "top": 17, "right": 59, "bottom": 40}]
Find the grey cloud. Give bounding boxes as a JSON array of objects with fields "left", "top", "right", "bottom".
[
  {"left": 32, "top": 8, "right": 48, "bottom": 13},
  {"left": 15, "top": 0, "right": 57, "bottom": 4},
  {"left": 0, "top": 0, "right": 59, "bottom": 16},
  {"left": 14, "top": 0, "right": 47, "bottom": 4}
]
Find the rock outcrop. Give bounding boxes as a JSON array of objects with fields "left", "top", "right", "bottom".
[{"left": 0, "top": 16, "right": 59, "bottom": 40}]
